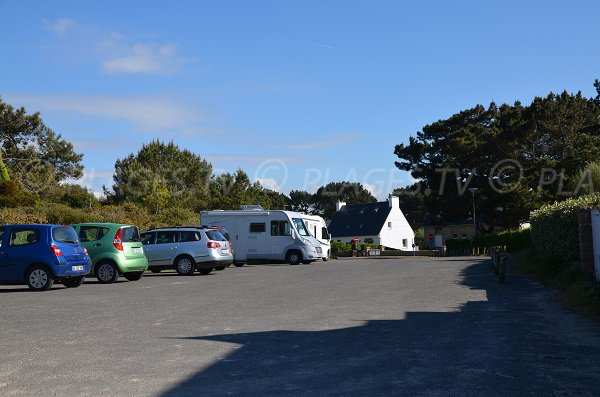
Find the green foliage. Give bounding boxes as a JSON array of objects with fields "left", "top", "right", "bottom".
[
  {"left": 289, "top": 190, "right": 313, "bottom": 213},
  {"left": 413, "top": 227, "right": 426, "bottom": 249},
  {"left": 0, "top": 206, "right": 47, "bottom": 224},
  {"left": 311, "top": 181, "right": 377, "bottom": 220},
  {"left": 0, "top": 180, "right": 37, "bottom": 207},
  {"left": 56, "top": 184, "right": 100, "bottom": 209},
  {"left": 394, "top": 85, "right": 600, "bottom": 230},
  {"left": 108, "top": 140, "right": 212, "bottom": 212},
  {"left": 445, "top": 228, "right": 531, "bottom": 255},
  {"left": 573, "top": 161, "right": 600, "bottom": 196},
  {"left": 0, "top": 98, "right": 84, "bottom": 194},
  {"left": 331, "top": 241, "right": 351, "bottom": 253},
  {"left": 530, "top": 194, "right": 600, "bottom": 262}
]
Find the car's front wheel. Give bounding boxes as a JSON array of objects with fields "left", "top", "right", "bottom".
[
  {"left": 95, "top": 261, "right": 119, "bottom": 284},
  {"left": 175, "top": 256, "right": 195, "bottom": 276},
  {"left": 124, "top": 272, "right": 144, "bottom": 281},
  {"left": 27, "top": 265, "right": 54, "bottom": 291},
  {"left": 62, "top": 276, "right": 84, "bottom": 288},
  {"left": 286, "top": 250, "right": 302, "bottom": 266}
]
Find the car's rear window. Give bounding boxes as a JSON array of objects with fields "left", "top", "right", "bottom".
[
  {"left": 121, "top": 226, "right": 140, "bottom": 242},
  {"left": 205, "top": 230, "right": 226, "bottom": 241},
  {"left": 52, "top": 226, "right": 79, "bottom": 243}
]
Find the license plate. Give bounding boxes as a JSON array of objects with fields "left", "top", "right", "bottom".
[
  {"left": 221, "top": 249, "right": 229, "bottom": 254},
  {"left": 72, "top": 265, "right": 84, "bottom": 271},
  {"left": 132, "top": 247, "right": 143, "bottom": 254}
]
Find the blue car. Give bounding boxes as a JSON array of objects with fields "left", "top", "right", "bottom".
[{"left": 0, "top": 224, "right": 92, "bottom": 291}]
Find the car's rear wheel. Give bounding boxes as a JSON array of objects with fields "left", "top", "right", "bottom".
[
  {"left": 175, "top": 256, "right": 195, "bottom": 275},
  {"left": 95, "top": 261, "right": 119, "bottom": 283},
  {"left": 62, "top": 276, "right": 84, "bottom": 288},
  {"left": 286, "top": 250, "right": 302, "bottom": 266},
  {"left": 198, "top": 267, "right": 213, "bottom": 275},
  {"left": 27, "top": 265, "right": 54, "bottom": 291},
  {"left": 124, "top": 272, "right": 144, "bottom": 281}
]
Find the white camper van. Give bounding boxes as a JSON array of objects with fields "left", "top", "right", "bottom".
[
  {"left": 301, "top": 214, "right": 331, "bottom": 261},
  {"left": 200, "top": 208, "right": 323, "bottom": 266}
]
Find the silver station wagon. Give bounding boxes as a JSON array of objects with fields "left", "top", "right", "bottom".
[{"left": 140, "top": 226, "right": 233, "bottom": 275}]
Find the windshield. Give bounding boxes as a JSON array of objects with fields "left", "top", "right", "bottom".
[
  {"left": 52, "top": 226, "right": 79, "bottom": 244},
  {"left": 292, "top": 218, "right": 311, "bottom": 237}
]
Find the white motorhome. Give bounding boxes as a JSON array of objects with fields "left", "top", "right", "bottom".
[
  {"left": 301, "top": 214, "right": 331, "bottom": 260},
  {"left": 200, "top": 208, "right": 323, "bottom": 265}
]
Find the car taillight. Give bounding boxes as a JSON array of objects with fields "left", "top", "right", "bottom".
[
  {"left": 207, "top": 241, "right": 221, "bottom": 249},
  {"left": 50, "top": 245, "right": 63, "bottom": 257},
  {"left": 113, "top": 229, "right": 123, "bottom": 251}
]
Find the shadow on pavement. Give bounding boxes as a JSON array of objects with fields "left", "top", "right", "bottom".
[{"left": 160, "top": 259, "right": 600, "bottom": 396}]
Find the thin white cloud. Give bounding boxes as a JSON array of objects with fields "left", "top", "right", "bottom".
[
  {"left": 269, "top": 133, "right": 364, "bottom": 150},
  {"left": 7, "top": 93, "right": 205, "bottom": 134},
  {"left": 255, "top": 178, "right": 282, "bottom": 192},
  {"left": 44, "top": 18, "right": 75, "bottom": 35},
  {"left": 43, "top": 18, "right": 187, "bottom": 75},
  {"left": 102, "top": 43, "right": 182, "bottom": 75},
  {"left": 302, "top": 41, "right": 337, "bottom": 50}
]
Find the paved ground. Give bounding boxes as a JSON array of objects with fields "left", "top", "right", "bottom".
[{"left": 0, "top": 257, "right": 599, "bottom": 396}]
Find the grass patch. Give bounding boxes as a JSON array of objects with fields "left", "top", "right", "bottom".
[{"left": 510, "top": 250, "right": 600, "bottom": 320}]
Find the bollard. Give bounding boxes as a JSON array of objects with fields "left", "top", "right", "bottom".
[
  {"left": 493, "top": 248, "right": 501, "bottom": 276},
  {"left": 498, "top": 252, "right": 507, "bottom": 283},
  {"left": 491, "top": 247, "right": 497, "bottom": 271}
]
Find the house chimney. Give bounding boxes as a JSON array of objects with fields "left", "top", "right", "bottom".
[
  {"left": 336, "top": 201, "right": 346, "bottom": 212},
  {"left": 388, "top": 195, "right": 399, "bottom": 208}
]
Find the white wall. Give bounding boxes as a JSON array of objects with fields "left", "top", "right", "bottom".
[{"left": 380, "top": 196, "right": 415, "bottom": 251}]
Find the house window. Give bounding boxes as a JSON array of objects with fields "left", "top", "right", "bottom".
[
  {"left": 402, "top": 238, "right": 408, "bottom": 248},
  {"left": 388, "top": 222, "right": 392, "bottom": 228},
  {"left": 250, "top": 223, "right": 266, "bottom": 233},
  {"left": 452, "top": 233, "right": 459, "bottom": 239},
  {"left": 462, "top": 234, "right": 468, "bottom": 238}
]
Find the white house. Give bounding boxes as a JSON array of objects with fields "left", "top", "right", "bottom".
[{"left": 328, "top": 196, "right": 415, "bottom": 251}]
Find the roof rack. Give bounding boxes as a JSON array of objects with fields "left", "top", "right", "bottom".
[{"left": 146, "top": 225, "right": 204, "bottom": 231}]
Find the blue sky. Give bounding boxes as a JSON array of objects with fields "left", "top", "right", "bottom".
[{"left": 1, "top": 0, "right": 599, "bottom": 200}]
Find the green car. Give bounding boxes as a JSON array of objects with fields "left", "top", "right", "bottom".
[{"left": 71, "top": 223, "right": 148, "bottom": 283}]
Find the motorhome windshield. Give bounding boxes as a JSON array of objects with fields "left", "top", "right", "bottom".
[{"left": 292, "top": 218, "right": 311, "bottom": 237}]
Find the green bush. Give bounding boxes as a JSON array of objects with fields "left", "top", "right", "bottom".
[
  {"left": 446, "top": 228, "right": 531, "bottom": 256},
  {"left": 331, "top": 241, "right": 351, "bottom": 253},
  {"left": 0, "top": 207, "right": 47, "bottom": 224},
  {"left": 530, "top": 194, "right": 600, "bottom": 262}
]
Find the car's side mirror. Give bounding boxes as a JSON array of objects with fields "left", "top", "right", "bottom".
[{"left": 291, "top": 230, "right": 296, "bottom": 240}]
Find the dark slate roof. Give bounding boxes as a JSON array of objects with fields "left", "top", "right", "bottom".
[{"left": 328, "top": 202, "right": 391, "bottom": 238}]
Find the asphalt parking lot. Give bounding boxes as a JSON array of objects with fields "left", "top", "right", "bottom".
[{"left": 1, "top": 257, "right": 599, "bottom": 396}]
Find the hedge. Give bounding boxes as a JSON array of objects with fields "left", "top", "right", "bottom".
[
  {"left": 530, "top": 194, "right": 600, "bottom": 262},
  {"left": 445, "top": 228, "right": 531, "bottom": 256},
  {"left": 0, "top": 202, "right": 199, "bottom": 230}
]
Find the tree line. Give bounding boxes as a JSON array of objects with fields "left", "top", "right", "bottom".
[
  {"left": 394, "top": 80, "right": 600, "bottom": 231},
  {"left": 0, "top": 97, "right": 377, "bottom": 221}
]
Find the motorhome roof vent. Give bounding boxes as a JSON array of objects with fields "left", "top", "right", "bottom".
[{"left": 240, "top": 204, "right": 264, "bottom": 210}]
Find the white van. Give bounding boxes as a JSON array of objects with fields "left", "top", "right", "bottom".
[
  {"left": 200, "top": 208, "right": 323, "bottom": 266},
  {"left": 301, "top": 214, "right": 331, "bottom": 261}
]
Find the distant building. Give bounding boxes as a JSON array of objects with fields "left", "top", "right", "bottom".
[{"left": 328, "top": 196, "right": 415, "bottom": 250}]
